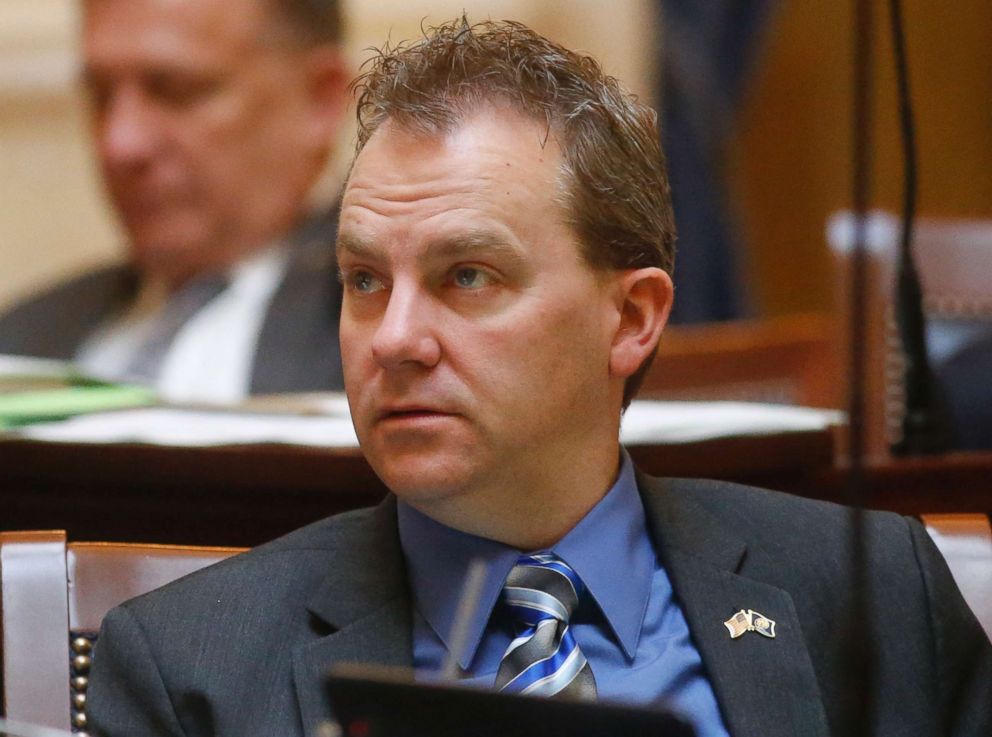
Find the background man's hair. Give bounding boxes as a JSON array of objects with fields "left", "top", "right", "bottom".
[
  {"left": 269, "top": 0, "right": 342, "bottom": 46},
  {"left": 351, "top": 17, "right": 676, "bottom": 407}
]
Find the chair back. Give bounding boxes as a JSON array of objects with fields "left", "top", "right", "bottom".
[
  {"left": 921, "top": 513, "right": 992, "bottom": 639},
  {"left": 829, "top": 212, "right": 992, "bottom": 455},
  {"left": 0, "top": 530, "right": 243, "bottom": 731},
  {"left": 643, "top": 312, "right": 840, "bottom": 407}
]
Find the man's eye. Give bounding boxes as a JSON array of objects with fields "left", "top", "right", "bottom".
[
  {"left": 148, "top": 74, "right": 223, "bottom": 109},
  {"left": 452, "top": 267, "right": 490, "bottom": 289},
  {"left": 346, "top": 270, "right": 383, "bottom": 294},
  {"left": 82, "top": 77, "right": 110, "bottom": 112}
]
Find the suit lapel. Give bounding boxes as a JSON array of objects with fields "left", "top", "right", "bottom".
[
  {"left": 290, "top": 498, "right": 414, "bottom": 737},
  {"left": 292, "top": 598, "right": 412, "bottom": 736},
  {"left": 639, "top": 475, "right": 831, "bottom": 737}
]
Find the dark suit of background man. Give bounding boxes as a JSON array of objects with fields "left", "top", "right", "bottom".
[
  {"left": 0, "top": 0, "right": 349, "bottom": 402},
  {"left": 88, "top": 18, "right": 992, "bottom": 737}
]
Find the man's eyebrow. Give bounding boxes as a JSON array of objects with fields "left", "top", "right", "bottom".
[
  {"left": 426, "top": 231, "right": 526, "bottom": 263},
  {"left": 335, "top": 232, "right": 377, "bottom": 259},
  {"left": 336, "top": 230, "right": 527, "bottom": 264}
]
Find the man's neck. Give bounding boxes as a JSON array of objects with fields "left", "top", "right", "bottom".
[{"left": 409, "top": 443, "right": 624, "bottom": 551}]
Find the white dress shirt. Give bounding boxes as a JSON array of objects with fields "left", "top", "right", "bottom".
[{"left": 75, "top": 246, "right": 291, "bottom": 404}]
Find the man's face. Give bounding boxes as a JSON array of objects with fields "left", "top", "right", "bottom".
[
  {"left": 337, "top": 109, "right": 625, "bottom": 520},
  {"left": 83, "top": 0, "right": 343, "bottom": 282}
]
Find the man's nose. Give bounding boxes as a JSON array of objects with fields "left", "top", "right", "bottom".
[
  {"left": 97, "top": 87, "right": 161, "bottom": 169},
  {"left": 371, "top": 284, "right": 442, "bottom": 370}
]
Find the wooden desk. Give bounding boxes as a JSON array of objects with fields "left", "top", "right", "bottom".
[
  {"left": 4, "top": 431, "right": 987, "bottom": 547},
  {"left": 0, "top": 428, "right": 833, "bottom": 546}
]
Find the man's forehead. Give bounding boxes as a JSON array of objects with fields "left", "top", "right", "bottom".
[
  {"left": 338, "top": 109, "right": 582, "bottom": 272},
  {"left": 83, "top": 0, "right": 271, "bottom": 61},
  {"left": 344, "top": 110, "right": 566, "bottom": 205}
]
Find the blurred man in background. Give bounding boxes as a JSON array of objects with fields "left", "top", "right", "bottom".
[{"left": 0, "top": 0, "right": 349, "bottom": 403}]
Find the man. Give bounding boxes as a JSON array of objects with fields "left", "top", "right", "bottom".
[
  {"left": 88, "top": 19, "right": 991, "bottom": 737},
  {"left": 0, "top": 0, "right": 349, "bottom": 402}
]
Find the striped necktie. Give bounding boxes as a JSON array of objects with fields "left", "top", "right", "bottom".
[
  {"left": 124, "top": 274, "right": 229, "bottom": 383},
  {"left": 495, "top": 553, "right": 597, "bottom": 699}
]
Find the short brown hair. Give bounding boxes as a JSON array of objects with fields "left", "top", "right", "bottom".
[
  {"left": 351, "top": 18, "right": 676, "bottom": 407},
  {"left": 268, "top": 0, "right": 342, "bottom": 46}
]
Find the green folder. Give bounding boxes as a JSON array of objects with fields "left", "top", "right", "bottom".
[{"left": 0, "top": 385, "right": 157, "bottom": 429}]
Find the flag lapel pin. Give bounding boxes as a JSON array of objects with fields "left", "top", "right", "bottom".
[
  {"left": 724, "top": 609, "right": 752, "bottom": 639},
  {"left": 748, "top": 610, "right": 776, "bottom": 638},
  {"left": 724, "top": 608, "right": 777, "bottom": 639}
]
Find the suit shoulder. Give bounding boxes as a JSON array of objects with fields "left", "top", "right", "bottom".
[
  {"left": 258, "top": 502, "right": 382, "bottom": 545},
  {"left": 119, "top": 503, "right": 389, "bottom": 616},
  {"left": 1, "top": 264, "right": 130, "bottom": 315},
  {"left": 660, "top": 475, "right": 904, "bottom": 523},
  {"left": 645, "top": 475, "right": 917, "bottom": 558},
  {"left": 0, "top": 264, "right": 134, "bottom": 355}
]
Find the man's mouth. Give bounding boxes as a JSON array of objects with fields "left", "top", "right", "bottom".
[{"left": 377, "top": 406, "right": 455, "bottom": 423}]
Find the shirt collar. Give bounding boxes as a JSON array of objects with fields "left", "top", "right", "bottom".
[
  {"left": 397, "top": 450, "right": 654, "bottom": 669},
  {"left": 551, "top": 451, "right": 653, "bottom": 659}
]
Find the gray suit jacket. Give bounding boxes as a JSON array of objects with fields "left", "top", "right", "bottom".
[
  {"left": 87, "top": 475, "right": 992, "bottom": 737},
  {"left": 0, "top": 211, "right": 344, "bottom": 393}
]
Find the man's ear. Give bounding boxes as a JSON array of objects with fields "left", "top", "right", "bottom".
[
  {"left": 609, "top": 267, "right": 674, "bottom": 379},
  {"left": 302, "top": 47, "right": 349, "bottom": 149}
]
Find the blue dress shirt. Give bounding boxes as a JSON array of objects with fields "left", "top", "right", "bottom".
[{"left": 397, "top": 451, "right": 731, "bottom": 737}]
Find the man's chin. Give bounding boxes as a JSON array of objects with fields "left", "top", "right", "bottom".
[
  {"left": 127, "top": 230, "right": 215, "bottom": 280},
  {"left": 368, "top": 453, "right": 475, "bottom": 505}
]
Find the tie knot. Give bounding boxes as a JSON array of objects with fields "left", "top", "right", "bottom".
[{"left": 502, "top": 553, "right": 584, "bottom": 627}]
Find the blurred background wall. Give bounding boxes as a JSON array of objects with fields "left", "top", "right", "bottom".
[
  {"left": 734, "top": 0, "right": 992, "bottom": 316},
  {"left": 2, "top": 0, "right": 990, "bottom": 318},
  {"left": 1, "top": 0, "right": 120, "bottom": 312}
]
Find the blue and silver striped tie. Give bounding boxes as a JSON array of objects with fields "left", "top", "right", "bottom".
[{"left": 495, "top": 553, "right": 597, "bottom": 699}]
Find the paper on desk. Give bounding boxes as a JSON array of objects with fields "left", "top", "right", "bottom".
[
  {"left": 0, "top": 354, "right": 76, "bottom": 378},
  {"left": 619, "top": 401, "right": 843, "bottom": 444},
  {"left": 0, "top": 353, "right": 102, "bottom": 393},
  {"left": 14, "top": 399, "right": 841, "bottom": 448},
  {"left": 0, "top": 353, "right": 156, "bottom": 427},
  {"left": 16, "top": 406, "right": 361, "bottom": 446}
]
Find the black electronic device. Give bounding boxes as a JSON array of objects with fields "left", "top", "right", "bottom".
[{"left": 326, "top": 664, "right": 696, "bottom": 737}]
